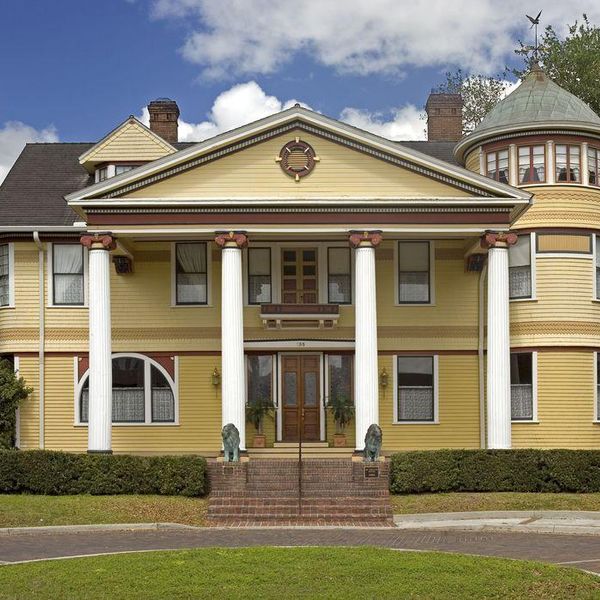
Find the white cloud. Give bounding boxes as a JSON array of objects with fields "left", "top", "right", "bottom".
[
  {"left": 150, "top": 1, "right": 600, "bottom": 78},
  {"left": 141, "top": 80, "right": 425, "bottom": 143},
  {"left": 0, "top": 121, "right": 58, "bottom": 184}
]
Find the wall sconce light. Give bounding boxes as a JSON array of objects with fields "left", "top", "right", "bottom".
[
  {"left": 211, "top": 367, "right": 221, "bottom": 387},
  {"left": 379, "top": 368, "right": 389, "bottom": 389}
]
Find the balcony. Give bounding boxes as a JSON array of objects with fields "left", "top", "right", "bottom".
[{"left": 259, "top": 303, "right": 340, "bottom": 329}]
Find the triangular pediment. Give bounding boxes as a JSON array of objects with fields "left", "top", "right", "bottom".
[{"left": 67, "top": 107, "right": 531, "bottom": 204}]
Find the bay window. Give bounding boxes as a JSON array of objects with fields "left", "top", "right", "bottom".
[
  {"left": 508, "top": 235, "right": 532, "bottom": 300},
  {"left": 555, "top": 144, "right": 581, "bottom": 183},
  {"left": 486, "top": 149, "right": 509, "bottom": 183},
  {"left": 79, "top": 354, "right": 176, "bottom": 424},
  {"left": 175, "top": 242, "right": 207, "bottom": 305},
  {"left": 328, "top": 247, "right": 352, "bottom": 304},
  {"left": 518, "top": 145, "right": 545, "bottom": 184},
  {"left": 395, "top": 356, "right": 436, "bottom": 422},
  {"left": 52, "top": 244, "right": 84, "bottom": 305},
  {"left": 398, "top": 241, "right": 431, "bottom": 304},
  {"left": 588, "top": 147, "right": 600, "bottom": 186},
  {"left": 510, "top": 352, "right": 534, "bottom": 421},
  {"left": 247, "top": 248, "right": 271, "bottom": 304}
]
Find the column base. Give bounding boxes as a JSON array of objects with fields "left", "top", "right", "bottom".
[{"left": 87, "top": 449, "right": 113, "bottom": 454}]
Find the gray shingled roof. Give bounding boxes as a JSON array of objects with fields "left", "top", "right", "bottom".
[
  {"left": 473, "top": 64, "right": 600, "bottom": 136},
  {"left": 0, "top": 140, "right": 458, "bottom": 228}
]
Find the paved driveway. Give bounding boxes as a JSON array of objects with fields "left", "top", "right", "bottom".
[{"left": 1, "top": 527, "right": 600, "bottom": 574}]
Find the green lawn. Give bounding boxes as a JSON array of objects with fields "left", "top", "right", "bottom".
[
  {"left": 0, "top": 495, "right": 207, "bottom": 528},
  {"left": 391, "top": 492, "right": 600, "bottom": 514},
  {"left": 0, "top": 548, "right": 597, "bottom": 599}
]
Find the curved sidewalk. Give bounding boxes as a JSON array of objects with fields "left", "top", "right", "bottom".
[{"left": 0, "top": 515, "right": 599, "bottom": 574}]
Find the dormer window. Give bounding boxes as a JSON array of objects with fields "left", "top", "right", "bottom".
[
  {"left": 115, "top": 165, "right": 136, "bottom": 176},
  {"left": 486, "top": 149, "right": 509, "bottom": 183},
  {"left": 96, "top": 166, "right": 108, "bottom": 183},
  {"left": 555, "top": 144, "right": 581, "bottom": 183},
  {"left": 518, "top": 145, "right": 545, "bottom": 184}
]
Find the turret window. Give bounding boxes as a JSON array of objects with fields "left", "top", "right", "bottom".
[
  {"left": 508, "top": 235, "right": 532, "bottom": 300},
  {"left": 510, "top": 352, "right": 536, "bottom": 421},
  {"left": 518, "top": 145, "right": 545, "bottom": 184},
  {"left": 588, "top": 147, "right": 600, "bottom": 186},
  {"left": 486, "top": 149, "right": 509, "bottom": 183},
  {"left": 555, "top": 144, "right": 581, "bottom": 183}
]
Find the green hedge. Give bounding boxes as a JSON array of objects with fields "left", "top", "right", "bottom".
[
  {"left": 0, "top": 450, "right": 207, "bottom": 497},
  {"left": 389, "top": 449, "right": 600, "bottom": 494}
]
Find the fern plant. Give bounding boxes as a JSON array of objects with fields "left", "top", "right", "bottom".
[
  {"left": 246, "top": 397, "right": 274, "bottom": 435},
  {"left": 328, "top": 394, "right": 354, "bottom": 434}
]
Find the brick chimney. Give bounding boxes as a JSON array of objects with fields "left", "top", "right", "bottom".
[
  {"left": 147, "top": 98, "right": 180, "bottom": 144},
  {"left": 425, "top": 93, "right": 463, "bottom": 142}
]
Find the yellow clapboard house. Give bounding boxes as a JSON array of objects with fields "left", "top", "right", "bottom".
[{"left": 2, "top": 69, "right": 600, "bottom": 457}]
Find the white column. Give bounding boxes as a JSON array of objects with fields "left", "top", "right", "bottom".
[
  {"left": 350, "top": 231, "right": 381, "bottom": 451},
  {"left": 216, "top": 232, "right": 247, "bottom": 451},
  {"left": 483, "top": 232, "right": 515, "bottom": 449},
  {"left": 82, "top": 234, "right": 114, "bottom": 453},
  {"left": 508, "top": 144, "right": 518, "bottom": 187}
]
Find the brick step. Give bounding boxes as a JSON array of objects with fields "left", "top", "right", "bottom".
[
  {"left": 209, "top": 490, "right": 389, "bottom": 498},
  {"left": 209, "top": 498, "right": 391, "bottom": 507},
  {"left": 206, "top": 518, "right": 395, "bottom": 527},
  {"left": 207, "top": 511, "right": 393, "bottom": 519}
]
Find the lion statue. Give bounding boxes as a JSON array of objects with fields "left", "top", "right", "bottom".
[
  {"left": 222, "top": 423, "right": 240, "bottom": 462},
  {"left": 364, "top": 423, "right": 382, "bottom": 462}
]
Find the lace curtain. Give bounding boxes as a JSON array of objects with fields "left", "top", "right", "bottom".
[
  {"left": 511, "top": 384, "right": 533, "bottom": 420},
  {"left": 54, "top": 245, "right": 83, "bottom": 304},
  {"left": 398, "top": 387, "right": 434, "bottom": 421}
]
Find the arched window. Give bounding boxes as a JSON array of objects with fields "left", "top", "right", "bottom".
[{"left": 79, "top": 354, "right": 176, "bottom": 424}]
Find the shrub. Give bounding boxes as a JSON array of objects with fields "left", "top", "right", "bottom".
[
  {"left": 389, "top": 449, "right": 600, "bottom": 494},
  {"left": 0, "top": 450, "right": 207, "bottom": 497}
]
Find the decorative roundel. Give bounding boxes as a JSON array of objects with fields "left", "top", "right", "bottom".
[{"left": 276, "top": 138, "right": 320, "bottom": 181}]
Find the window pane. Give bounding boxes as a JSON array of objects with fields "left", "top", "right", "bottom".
[
  {"left": 54, "top": 245, "right": 83, "bottom": 274},
  {"left": 248, "top": 248, "right": 271, "bottom": 304},
  {"left": 177, "top": 273, "right": 207, "bottom": 304},
  {"left": 112, "top": 356, "right": 145, "bottom": 423},
  {"left": 509, "top": 235, "right": 530, "bottom": 267},
  {"left": 247, "top": 355, "right": 273, "bottom": 405},
  {"left": 399, "top": 272, "right": 429, "bottom": 303},
  {"left": 54, "top": 274, "right": 84, "bottom": 305},
  {"left": 398, "top": 356, "right": 433, "bottom": 387},
  {"left": 176, "top": 243, "right": 207, "bottom": 304},
  {"left": 518, "top": 147, "right": 531, "bottom": 183},
  {"left": 486, "top": 153, "right": 497, "bottom": 180},
  {"left": 0, "top": 245, "right": 9, "bottom": 306},
  {"left": 532, "top": 145, "right": 545, "bottom": 182},
  {"left": 511, "top": 353, "right": 533, "bottom": 420},
  {"left": 328, "top": 354, "right": 352, "bottom": 402},
  {"left": 510, "top": 353, "right": 532, "bottom": 385},
  {"left": 151, "top": 366, "right": 174, "bottom": 422},
  {"left": 328, "top": 248, "right": 351, "bottom": 304},
  {"left": 509, "top": 266, "right": 532, "bottom": 299},
  {"left": 53, "top": 245, "right": 84, "bottom": 305},
  {"left": 511, "top": 385, "right": 533, "bottom": 420},
  {"left": 497, "top": 150, "right": 509, "bottom": 183},
  {"left": 398, "top": 387, "right": 434, "bottom": 421},
  {"left": 176, "top": 243, "right": 206, "bottom": 273},
  {"left": 589, "top": 148, "right": 598, "bottom": 185},
  {"left": 399, "top": 242, "right": 429, "bottom": 270},
  {"left": 398, "top": 242, "right": 430, "bottom": 303},
  {"left": 115, "top": 165, "right": 135, "bottom": 175}
]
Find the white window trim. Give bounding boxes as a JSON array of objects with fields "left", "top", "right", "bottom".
[
  {"left": 47, "top": 243, "right": 88, "bottom": 308},
  {"left": 594, "top": 235, "right": 600, "bottom": 302},
  {"left": 242, "top": 242, "right": 354, "bottom": 307},
  {"left": 510, "top": 350, "right": 538, "bottom": 423},
  {"left": 594, "top": 351, "right": 600, "bottom": 423},
  {"left": 74, "top": 352, "right": 179, "bottom": 426},
  {"left": 394, "top": 240, "right": 435, "bottom": 306},
  {"left": 14, "top": 356, "right": 20, "bottom": 448},
  {"left": 392, "top": 354, "right": 439, "bottom": 424},
  {"left": 510, "top": 232, "right": 536, "bottom": 303},
  {"left": 0, "top": 242, "right": 15, "bottom": 309},
  {"left": 170, "top": 241, "right": 212, "bottom": 307}
]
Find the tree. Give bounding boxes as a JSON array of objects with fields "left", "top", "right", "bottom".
[
  {"left": 0, "top": 359, "right": 32, "bottom": 448},
  {"left": 512, "top": 15, "right": 600, "bottom": 116},
  {"left": 433, "top": 70, "right": 511, "bottom": 134}
]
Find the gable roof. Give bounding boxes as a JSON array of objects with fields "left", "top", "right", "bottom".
[{"left": 67, "top": 106, "right": 530, "bottom": 204}]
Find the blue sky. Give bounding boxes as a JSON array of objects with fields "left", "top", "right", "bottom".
[{"left": 0, "top": 0, "right": 597, "bottom": 180}]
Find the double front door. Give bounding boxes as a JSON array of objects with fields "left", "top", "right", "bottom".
[{"left": 282, "top": 355, "right": 320, "bottom": 441}]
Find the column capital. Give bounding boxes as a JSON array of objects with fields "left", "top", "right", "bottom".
[
  {"left": 215, "top": 231, "right": 248, "bottom": 249},
  {"left": 81, "top": 234, "right": 116, "bottom": 251},
  {"left": 348, "top": 230, "right": 383, "bottom": 248},
  {"left": 480, "top": 231, "right": 518, "bottom": 250}
]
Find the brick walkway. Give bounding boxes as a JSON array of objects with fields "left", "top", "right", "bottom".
[{"left": 2, "top": 528, "right": 600, "bottom": 574}]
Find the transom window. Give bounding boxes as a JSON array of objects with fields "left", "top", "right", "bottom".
[
  {"left": 588, "top": 147, "right": 600, "bottom": 186},
  {"left": 518, "top": 145, "right": 545, "bottom": 184},
  {"left": 52, "top": 244, "right": 84, "bottom": 306},
  {"left": 398, "top": 241, "right": 431, "bottom": 304},
  {"left": 328, "top": 248, "right": 352, "bottom": 304},
  {"left": 175, "top": 242, "right": 207, "bottom": 305},
  {"left": 510, "top": 352, "right": 534, "bottom": 421},
  {"left": 0, "top": 244, "right": 10, "bottom": 307},
  {"left": 508, "top": 235, "right": 532, "bottom": 300},
  {"left": 555, "top": 144, "right": 581, "bottom": 183},
  {"left": 247, "top": 248, "right": 272, "bottom": 304},
  {"left": 486, "top": 149, "right": 509, "bottom": 183},
  {"left": 79, "top": 354, "right": 175, "bottom": 424},
  {"left": 395, "top": 356, "right": 436, "bottom": 422}
]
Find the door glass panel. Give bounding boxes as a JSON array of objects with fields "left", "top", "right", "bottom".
[
  {"left": 284, "top": 372, "right": 297, "bottom": 406},
  {"left": 304, "top": 371, "right": 317, "bottom": 406},
  {"left": 303, "top": 265, "right": 316, "bottom": 276},
  {"left": 303, "top": 250, "right": 316, "bottom": 261},
  {"left": 283, "top": 265, "right": 296, "bottom": 276}
]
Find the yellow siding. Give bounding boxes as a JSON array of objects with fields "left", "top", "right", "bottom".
[
  {"left": 464, "top": 148, "right": 481, "bottom": 173},
  {"left": 16, "top": 356, "right": 39, "bottom": 449},
  {"left": 123, "top": 130, "right": 472, "bottom": 199},
  {"left": 512, "top": 351, "right": 599, "bottom": 448},
  {"left": 511, "top": 257, "right": 600, "bottom": 346},
  {"left": 83, "top": 121, "right": 175, "bottom": 164},
  {"left": 536, "top": 234, "right": 591, "bottom": 253},
  {"left": 513, "top": 186, "right": 600, "bottom": 229},
  {"left": 380, "top": 354, "right": 481, "bottom": 450}
]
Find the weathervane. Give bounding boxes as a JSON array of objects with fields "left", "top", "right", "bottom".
[{"left": 526, "top": 10, "right": 543, "bottom": 61}]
